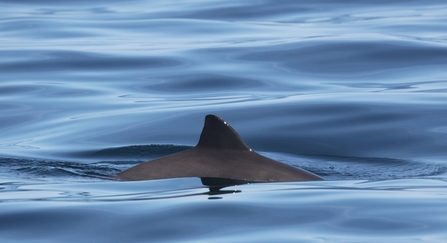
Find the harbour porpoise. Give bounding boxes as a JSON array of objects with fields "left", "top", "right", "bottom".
[{"left": 118, "top": 114, "right": 323, "bottom": 185}]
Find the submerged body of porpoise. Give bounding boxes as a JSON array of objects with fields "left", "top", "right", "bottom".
[{"left": 118, "top": 115, "right": 323, "bottom": 184}]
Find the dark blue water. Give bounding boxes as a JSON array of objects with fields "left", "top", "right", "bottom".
[{"left": 1, "top": 0, "right": 447, "bottom": 242}]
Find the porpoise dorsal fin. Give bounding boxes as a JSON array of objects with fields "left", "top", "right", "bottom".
[{"left": 196, "top": 114, "right": 251, "bottom": 151}]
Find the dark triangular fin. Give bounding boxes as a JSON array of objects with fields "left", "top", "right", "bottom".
[{"left": 196, "top": 114, "right": 251, "bottom": 151}]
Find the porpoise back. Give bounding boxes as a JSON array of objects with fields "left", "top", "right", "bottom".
[{"left": 118, "top": 114, "right": 323, "bottom": 182}]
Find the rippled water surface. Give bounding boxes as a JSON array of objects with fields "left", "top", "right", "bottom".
[{"left": 1, "top": 0, "right": 447, "bottom": 242}]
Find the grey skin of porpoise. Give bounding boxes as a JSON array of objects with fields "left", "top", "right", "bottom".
[{"left": 118, "top": 114, "right": 323, "bottom": 184}]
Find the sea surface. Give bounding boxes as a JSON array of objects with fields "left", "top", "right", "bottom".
[{"left": 1, "top": 0, "right": 447, "bottom": 242}]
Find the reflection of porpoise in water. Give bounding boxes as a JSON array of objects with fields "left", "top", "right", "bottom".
[{"left": 118, "top": 114, "right": 323, "bottom": 187}]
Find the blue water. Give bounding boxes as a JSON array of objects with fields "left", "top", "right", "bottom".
[{"left": 1, "top": 0, "right": 447, "bottom": 242}]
